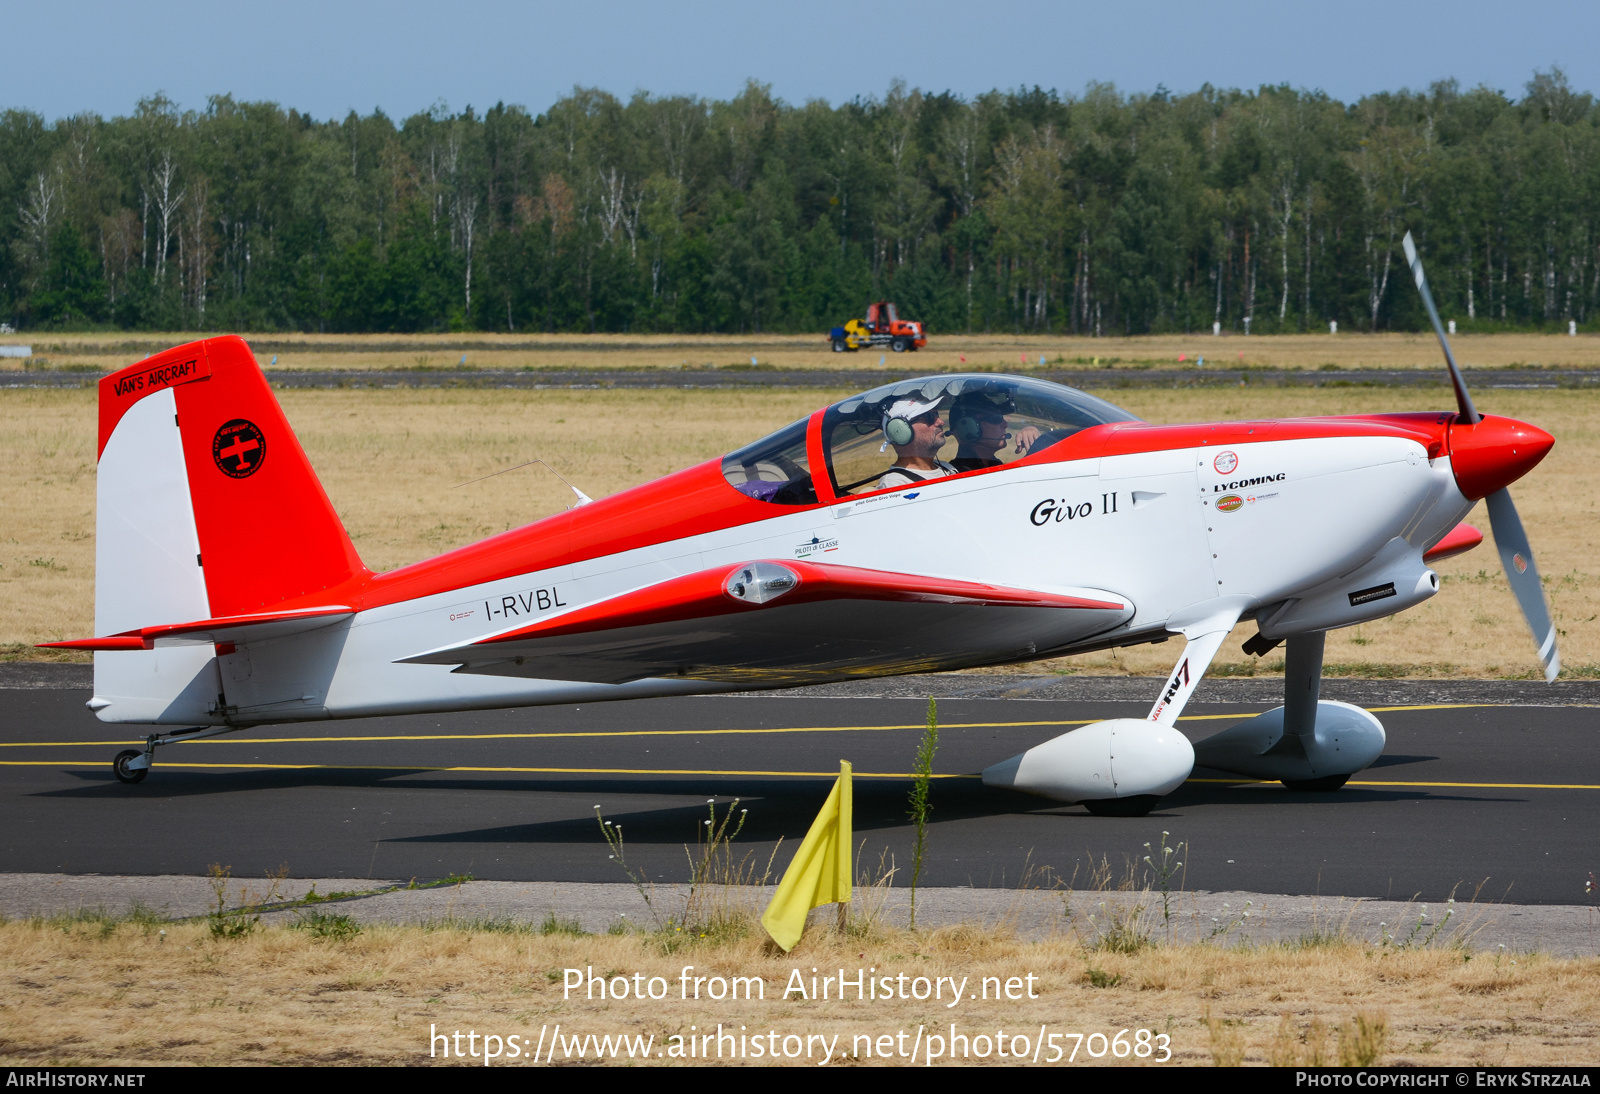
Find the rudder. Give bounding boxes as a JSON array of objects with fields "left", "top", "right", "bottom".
[{"left": 99, "top": 336, "right": 369, "bottom": 620}]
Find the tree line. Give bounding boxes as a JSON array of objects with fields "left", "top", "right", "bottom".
[{"left": 3, "top": 71, "right": 1598, "bottom": 336}]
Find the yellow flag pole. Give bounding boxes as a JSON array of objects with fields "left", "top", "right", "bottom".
[{"left": 836, "top": 758, "right": 852, "bottom": 934}]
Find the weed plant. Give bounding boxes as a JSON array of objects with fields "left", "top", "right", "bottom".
[
  {"left": 31, "top": 904, "right": 165, "bottom": 939},
  {"left": 539, "top": 913, "right": 586, "bottom": 937},
  {"left": 907, "top": 697, "right": 939, "bottom": 929},
  {"left": 595, "top": 805, "right": 660, "bottom": 926},
  {"left": 1142, "top": 830, "right": 1185, "bottom": 943},
  {"left": 595, "top": 797, "right": 779, "bottom": 945},
  {"left": 843, "top": 846, "right": 898, "bottom": 942},
  {"left": 289, "top": 910, "right": 360, "bottom": 941},
  {"left": 1378, "top": 899, "right": 1457, "bottom": 950},
  {"left": 419, "top": 916, "right": 540, "bottom": 935},
  {"left": 1068, "top": 851, "right": 1156, "bottom": 953},
  {"left": 205, "top": 864, "right": 287, "bottom": 940}
]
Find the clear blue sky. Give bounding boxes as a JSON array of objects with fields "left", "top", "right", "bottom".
[{"left": 3, "top": 0, "right": 1595, "bottom": 121}]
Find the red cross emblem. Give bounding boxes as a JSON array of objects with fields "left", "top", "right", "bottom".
[{"left": 212, "top": 419, "right": 267, "bottom": 478}]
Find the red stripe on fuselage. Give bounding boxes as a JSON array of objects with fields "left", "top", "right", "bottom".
[
  {"left": 266, "top": 411, "right": 1451, "bottom": 617},
  {"left": 477, "top": 560, "right": 1124, "bottom": 646}
]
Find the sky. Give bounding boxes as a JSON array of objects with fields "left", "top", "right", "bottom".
[{"left": 3, "top": 0, "right": 1597, "bottom": 122}]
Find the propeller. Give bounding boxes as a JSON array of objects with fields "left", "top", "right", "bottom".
[{"left": 1403, "top": 231, "right": 1561, "bottom": 681}]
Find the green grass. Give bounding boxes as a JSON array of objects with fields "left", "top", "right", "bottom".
[
  {"left": 419, "top": 916, "right": 540, "bottom": 935},
  {"left": 289, "top": 910, "right": 361, "bottom": 940},
  {"left": 30, "top": 904, "right": 166, "bottom": 937},
  {"left": 539, "top": 913, "right": 587, "bottom": 937},
  {"left": 1085, "top": 966, "right": 1123, "bottom": 988}
]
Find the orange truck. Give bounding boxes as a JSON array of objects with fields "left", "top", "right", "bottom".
[{"left": 828, "top": 301, "right": 926, "bottom": 353}]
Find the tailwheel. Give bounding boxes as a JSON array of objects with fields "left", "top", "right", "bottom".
[
  {"left": 113, "top": 749, "right": 148, "bottom": 784},
  {"left": 1083, "top": 795, "right": 1159, "bottom": 818},
  {"left": 1281, "top": 774, "right": 1349, "bottom": 792}
]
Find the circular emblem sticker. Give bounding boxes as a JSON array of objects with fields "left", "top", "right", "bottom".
[
  {"left": 1216, "top": 494, "right": 1244, "bottom": 513},
  {"left": 212, "top": 419, "right": 267, "bottom": 478},
  {"left": 1213, "top": 450, "right": 1239, "bottom": 475}
]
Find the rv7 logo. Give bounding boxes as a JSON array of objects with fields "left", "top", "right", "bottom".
[{"left": 1149, "top": 657, "right": 1191, "bottom": 723}]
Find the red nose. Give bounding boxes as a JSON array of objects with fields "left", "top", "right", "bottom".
[{"left": 1447, "top": 415, "right": 1554, "bottom": 500}]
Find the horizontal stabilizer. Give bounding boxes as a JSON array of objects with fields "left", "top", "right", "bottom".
[
  {"left": 39, "top": 605, "right": 353, "bottom": 652},
  {"left": 400, "top": 560, "right": 1131, "bottom": 685}
]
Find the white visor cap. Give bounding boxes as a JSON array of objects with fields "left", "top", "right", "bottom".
[{"left": 882, "top": 395, "right": 942, "bottom": 431}]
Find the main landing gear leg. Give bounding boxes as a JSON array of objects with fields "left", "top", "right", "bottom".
[
  {"left": 1275, "top": 632, "right": 1348, "bottom": 792},
  {"left": 1077, "top": 602, "right": 1246, "bottom": 816},
  {"left": 1193, "top": 626, "right": 1385, "bottom": 787},
  {"left": 111, "top": 725, "right": 239, "bottom": 784}
]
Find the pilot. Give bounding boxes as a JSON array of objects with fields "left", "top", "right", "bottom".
[
  {"left": 877, "top": 396, "right": 957, "bottom": 489},
  {"left": 949, "top": 391, "right": 1041, "bottom": 472}
]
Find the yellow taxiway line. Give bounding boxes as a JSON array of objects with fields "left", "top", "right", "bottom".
[
  {"left": 1189, "top": 777, "right": 1600, "bottom": 791},
  {"left": 0, "top": 704, "right": 1485, "bottom": 750},
  {"left": 0, "top": 761, "right": 1590, "bottom": 790},
  {"left": 0, "top": 760, "right": 976, "bottom": 778}
]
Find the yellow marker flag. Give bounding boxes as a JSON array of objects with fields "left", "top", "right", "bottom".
[{"left": 760, "top": 760, "right": 853, "bottom": 951}]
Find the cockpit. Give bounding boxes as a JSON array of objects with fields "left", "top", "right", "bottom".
[{"left": 721, "top": 373, "right": 1142, "bottom": 505}]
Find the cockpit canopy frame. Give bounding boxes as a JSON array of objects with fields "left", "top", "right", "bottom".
[{"left": 721, "top": 373, "right": 1141, "bottom": 506}]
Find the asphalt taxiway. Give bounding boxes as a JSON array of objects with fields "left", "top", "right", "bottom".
[{"left": 2, "top": 669, "right": 1596, "bottom": 905}]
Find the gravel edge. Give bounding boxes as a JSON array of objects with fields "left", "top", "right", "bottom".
[{"left": 4, "top": 874, "right": 1594, "bottom": 957}]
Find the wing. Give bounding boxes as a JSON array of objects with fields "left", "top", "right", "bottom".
[{"left": 400, "top": 560, "right": 1133, "bottom": 685}]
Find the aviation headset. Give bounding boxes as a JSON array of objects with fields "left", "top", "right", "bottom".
[
  {"left": 950, "top": 392, "right": 1017, "bottom": 442},
  {"left": 881, "top": 396, "right": 942, "bottom": 447}
]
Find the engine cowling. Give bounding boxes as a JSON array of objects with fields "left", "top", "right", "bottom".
[{"left": 981, "top": 718, "right": 1195, "bottom": 805}]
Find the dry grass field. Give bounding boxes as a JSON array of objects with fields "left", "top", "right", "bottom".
[
  {"left": 8, "top": 330, "right": 1600, "bottom": 374},
  {"left": 2, "top": 384, "right": 1594, "bottom": 677},
  {"left": 1, "top": 911, "right": 1593, "bottom": 1067}
]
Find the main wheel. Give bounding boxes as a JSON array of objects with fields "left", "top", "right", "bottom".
[
  {"left": 890, "top": 337, "right": 909, "bottom": 353},
  {"left": 831, "top": 339, "right": 847, "bottom": 353},
  {"left": 1083, "top": 795, "right": 1159, "bottom": 817},
  {"left": 113, "top": 749, "right": 147, "bottom": 784},
  {"left": 1282, "top": 774, "right": 1349, "bottom": 792}
]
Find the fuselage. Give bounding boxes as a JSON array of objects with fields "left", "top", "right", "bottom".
[{"left": 97, "top": 409, "right": 1475, "bottom": 727}]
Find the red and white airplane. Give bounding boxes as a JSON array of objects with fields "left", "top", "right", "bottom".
[{"left": 47, "top": 236, "right": 1559, "bottom": 815}]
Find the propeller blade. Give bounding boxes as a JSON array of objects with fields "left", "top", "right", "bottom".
[
  {"left": 1403, "top": 231, "right": 1481, "bottom": 425},
  {"left": 1405, "top": 233, "right": 1555, "bottom": 680},
  {"left": 1485, "top": 487, "right": 1561, "bottom": 682}
]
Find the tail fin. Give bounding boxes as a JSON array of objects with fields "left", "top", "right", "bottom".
[{"left": 97, "top": 336, "right": 368, "bottom": 632}]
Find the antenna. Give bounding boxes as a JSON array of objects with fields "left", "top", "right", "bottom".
[{"left": 453, "top": 459, "right": 593, "bottom": 508}]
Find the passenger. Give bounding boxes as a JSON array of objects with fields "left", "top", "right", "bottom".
[
  {"left": 876, "top": 397, "right": 957, "bottom": 489},
  {"left": 948, "top": 391, "right": 1041, "bottom": 472}
]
